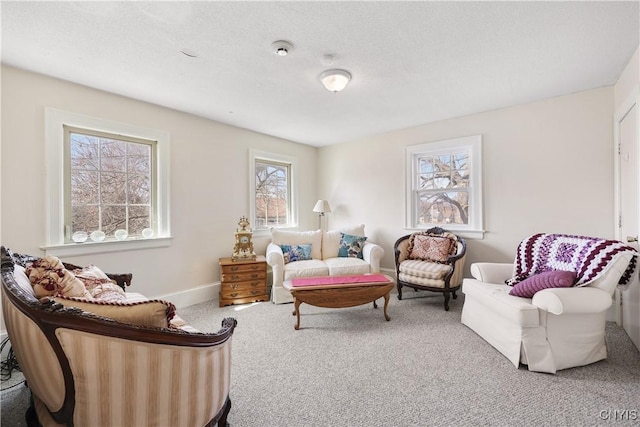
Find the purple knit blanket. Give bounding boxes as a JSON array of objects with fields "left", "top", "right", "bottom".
[{"left": 506, "top": 233, "right": 637, "bottom": 289}]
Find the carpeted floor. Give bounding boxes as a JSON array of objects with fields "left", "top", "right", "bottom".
[{"left": 2, "top": 292, "right": 640, "bottom": 426}]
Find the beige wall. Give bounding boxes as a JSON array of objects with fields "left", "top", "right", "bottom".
[
  {"left": 1, "top": 65, "right": 318, "bottom": 300},
  {"left": 318, "top": 86, "right": 616, "bottom": 272}
]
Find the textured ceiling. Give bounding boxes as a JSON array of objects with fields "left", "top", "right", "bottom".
[{"left": 2, "top": 1, "right": 639, "bottom": 147}]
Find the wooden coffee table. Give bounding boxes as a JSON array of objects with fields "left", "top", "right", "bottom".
[{"left": 283, "top": 274, "right": 394, "bottom": 330}]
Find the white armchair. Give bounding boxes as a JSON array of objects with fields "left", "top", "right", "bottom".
[{"left": 461, "top": 243, "right": 635, "bottom": 373}]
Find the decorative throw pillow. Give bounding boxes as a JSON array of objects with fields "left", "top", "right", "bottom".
[
  {"left": 322, "top": 224, "right": 366, "bottom": 259},
  {"left": 25, "top": 255, "right": 92, "bottom": 299},
  {"left": 337, "top": 233, "right": 368, "bottom": 259},
  {"left": 72, "top": 265, "right": 126, "bottom": 301},
  {"left": 280, "top": 244, "right": 312, "bottom": 264},
  {"left": 508, "top": 270, "right": 576, "bottom": 298},
  {"left": 50, "top": 296, "right": 176, "bottom": 328},
  {"left": 272, "top": 229, "right": 323, "bottom": 260},
  {"left": 408, "top": 234, "right": 455, "bottom": 263}
]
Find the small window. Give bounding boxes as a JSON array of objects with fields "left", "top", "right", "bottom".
[
  {"left": 64, "top": 126, "right": 157, "bottom": 241},
  {"left": 250, "top": 150, "right": 297, "bottom": 231},
  {"left": 406, "top": 135, "right": 483, "bottom": 238}
]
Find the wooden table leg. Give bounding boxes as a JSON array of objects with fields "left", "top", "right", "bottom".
[
  {"left": 293, "top": 298, "right": 302, "bottom": 330},
  {"left": 383, "top": 292, "right": 391, "bottom": 321}
]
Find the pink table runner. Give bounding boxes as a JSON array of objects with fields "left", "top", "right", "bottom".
[{"left": 290, "top": 274, "right": 389, "bottom": 287}]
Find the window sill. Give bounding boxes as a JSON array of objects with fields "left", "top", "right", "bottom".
[
  {"left": 404, "top": 228, "right": 485, "bottom": 240},
  {"left": 41, "top": 236, "right": 173, "bottom": 257},
  {"left": 253, "top": 225, "right": 299, "bottom": 238}
]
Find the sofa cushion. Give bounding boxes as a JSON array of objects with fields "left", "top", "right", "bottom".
[
  {"left": 25, "top": 255, "right": 92, "bottom": 299},
  {"left": 462, "top": 280, "right": 540, "bottom": 327},
  {"left": 338, "top": 233, "right": 368, "bottom": 259},
  {"left": 322, "top": 224, "right": 366, "bottom": 259},
  {"left": 272, "top": 229, "right": 322, "bottom": 260},
  {"left": 281, "top": 244, "right": 312, "bottom": 264},
  {"left": 509, "top": 270, "right": 576, "bottom": 298},
  {"left": 408, "top": 234, "right": 455, "bottom": 263},
  {"left": 72, "top": 265, "right": 126, "bottom": 301},
  {"left": 51, "top": 295, "right": 176, "bottom": 328},
  {"left": 324, "top": 257, "right": 371, "bottom": 276},
  {"left": 283, "top": 259, "right": 329, "bottom": 280}
]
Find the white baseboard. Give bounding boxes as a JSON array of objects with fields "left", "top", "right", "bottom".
[{"left": 157, "top": 282, "right": 220, "bottom": 309}]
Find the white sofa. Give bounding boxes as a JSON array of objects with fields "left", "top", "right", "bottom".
[
  {"left": 461, "top": 252, "right": 634, "bottom": 373},
  {"left": 266, "top": 224, "right": 384, "bottom": 304}
]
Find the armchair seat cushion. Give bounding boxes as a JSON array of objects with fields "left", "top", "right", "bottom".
[
  {"left": 324, "top": 257, "right": 371, "bottom": 276},
  {"left": 399, "top": 259, "right": 451, "bottom": 280},
  {"left": 462, "top": 280, "right": 540, "bottom": 327}
]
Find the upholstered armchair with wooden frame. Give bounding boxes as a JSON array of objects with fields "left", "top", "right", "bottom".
[
  {"left": 1, "top": 247, "right": 237, "bottom": 427},
  {"left": 394, "top": 227, "right": 467, "bottom": 311}
]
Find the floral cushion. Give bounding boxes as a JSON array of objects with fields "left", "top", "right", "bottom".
[
  {"left": 25, "top": 255, "right": 92, "bottom": 299},
  {"left": 72, "top": 265, "right": 126, "bottom": 301},
  {"left": 408, "top": 234, "right": 456, "bottom": 263},
  {"left": 281, "top": 244, "right": 313, "bottom": 264},
  {"left": 338, "top": 233, "right": 368, "bottom": 259}
]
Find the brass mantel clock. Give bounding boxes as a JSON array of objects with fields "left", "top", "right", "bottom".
[{"left": 232, "top": 216, "right": 256, "bottom": 261}]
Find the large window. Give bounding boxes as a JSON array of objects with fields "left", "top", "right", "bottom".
[
  {"left": 406, "top": 135, "right": 483, "bottom": 238},
  {"left": 250, "top": 150, "right": 297, "bottom": 231},
  {"left": 45, "top": 108, "right": 171, "bottom": 255},
  {"left": 64, "top": 126, "right": 156, "bottom": 240}
]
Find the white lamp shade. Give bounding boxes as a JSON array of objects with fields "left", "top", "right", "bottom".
[
  {"left": 320, "top": 69, "right": 351, "bottom": 92},
  {"left": 313, "top": 200, "right": 332, "bottom": 214}
]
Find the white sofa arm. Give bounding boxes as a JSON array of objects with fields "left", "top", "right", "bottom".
[
  {"left": 532, "top": 287, "right": 612, "bottom": 315},
  {"left": 266, "top": 243, "right": 285, "bottom": 287},
  {"left": 362, "top": 242, "right": 384, "bottom": 273},
  {"left": 469, "top": 263, "right": 514, "bottom": 284}
]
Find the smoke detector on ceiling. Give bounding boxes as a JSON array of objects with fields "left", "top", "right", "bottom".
[{"left": 272, "top": 40, "right": 294, "bottom": 56}]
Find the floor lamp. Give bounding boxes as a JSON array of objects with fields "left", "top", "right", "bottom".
[{"left": 313, "top": 200, "right": 332, "bottom": 230}]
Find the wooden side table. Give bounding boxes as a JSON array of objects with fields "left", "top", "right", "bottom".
[{"left": 219, "top": 256, "right": 268, "bottom": 307}]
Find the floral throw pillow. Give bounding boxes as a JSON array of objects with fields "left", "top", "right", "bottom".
[
  {"left": 25, "top": 255, "right": 92, "bottom": 299},
  {"left": 337, "top": 233, "right": 368, "bottom": 259},
  {"left": 281, "top": 244, "right": 312, "bottom": 264},
  {"left": 72, "top": 265, "right": 126, "bottom": 301},
  {"left": 408, "top": 234, "right": 456, "bottom": 263}
]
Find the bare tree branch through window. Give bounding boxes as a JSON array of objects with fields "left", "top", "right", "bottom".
[{"left": 66, "top": 128, "right": 154, "bottom": 240}]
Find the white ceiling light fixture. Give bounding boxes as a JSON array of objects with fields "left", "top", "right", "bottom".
[
  {"left": 272, "top": 40, "right": 294, "bottom": 56},
  {"left": 320, "top": 69, "right": 351, "bottom": 92}
]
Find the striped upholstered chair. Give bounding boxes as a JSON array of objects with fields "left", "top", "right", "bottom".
[
  {"left": 1, "top": 247, "right": 236, "bottom": 427},
  {"left": 394, "top": 227, "right": 467, "bottom": 311}
]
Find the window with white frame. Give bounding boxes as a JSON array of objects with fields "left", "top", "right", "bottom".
[
  {"left": 45, "top": 108, "right": 171, "bottom": 255},
  {"left": 64, "top": 126, "right": 156, "bottom": 240},
  {"left": 250, "top": 150, "right": 297, "bottom": 231},
  {"left": 406, "top": 135, "right": 483, "bottom": 238}
]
